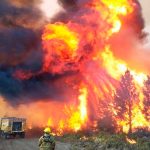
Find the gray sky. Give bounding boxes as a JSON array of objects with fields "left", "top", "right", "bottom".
[
  {"left": 40, "top": 0, "right": 150, "bottom": 27},
  {"left": 140, "top": 0, "right": 150, "bottom": 25},
  {"left": 40, "top": 0, "right": 62, "bottom": 18},
  {"left": 140, "top": 0, "right": 150, "bottom": 47}
]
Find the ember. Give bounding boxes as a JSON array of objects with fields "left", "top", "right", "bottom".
[{"left": 126, "top": 137, "right": 137, "bottom": 144}]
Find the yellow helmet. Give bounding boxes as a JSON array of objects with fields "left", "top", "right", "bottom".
[{"left": 44, "top": 127, "right": 51, "bottom": 133}]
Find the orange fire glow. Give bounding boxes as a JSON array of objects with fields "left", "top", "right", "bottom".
[
  {"left": 42, "top": 23, "right": 79, "bottom": 73},
  {"left": 45, "top": 86, "right": 88, "bottom": 135},
  {"left": 40, "top": 0, "right": 150, "bottom": 134},
  {"left": 1, "top": 0, "right": 149, "bottom": 135},
  {"left": 100, "top": 46, "right": 149, "bottom": 133},
  {"left": 91, "top": 0, "right": 133, "bottom": 37}
]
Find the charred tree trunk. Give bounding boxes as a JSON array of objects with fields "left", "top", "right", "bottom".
[{"left": 128, "top": 99, "right": 132, "bottom": 134}]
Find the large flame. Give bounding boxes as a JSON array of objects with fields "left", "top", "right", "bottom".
[
  {"left": 100, "top": 46, "right": 148, "bottom": 133},
  {"left": 1, "top": 0, "right": 149, "bottom": 135},
  {"left": 42, "top": 23, "right": 79, "bottom": 73},
  {"left": 90, "top": 0, "right": 133, "bottom": 37},
  {"left": 46, "top": 86, "right": 88, "bottom": 135},
  {"left": 40, "top": 0, "right": 150, "bottom": 134}
]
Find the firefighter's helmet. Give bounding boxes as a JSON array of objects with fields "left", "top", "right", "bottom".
[{"left": 44, "top": 127, "right": 51, "bottom": 133}]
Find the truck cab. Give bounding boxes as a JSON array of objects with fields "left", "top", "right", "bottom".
[{"left": 0, "top": 117, "right": 26, "bottom": 139}]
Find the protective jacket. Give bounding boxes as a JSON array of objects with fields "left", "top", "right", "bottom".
[{"left": 39, "top": 133, "right": 55, "bottom": 150}]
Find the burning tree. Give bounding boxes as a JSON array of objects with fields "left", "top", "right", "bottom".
[
  {"left": 0, "top": 0, "right": 149, "bottom": 135},
  {"left": 143, "top": 76, "right": 150, "bottom": 122},
  {"left": 114, "top": 70, "right": 138, "bottom": 134},
  {"left": 98, "top": 96, "right": 117, "bottom": 133}
]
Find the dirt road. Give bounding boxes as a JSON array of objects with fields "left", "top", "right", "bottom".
[{"left": 0, "top": 139, "right": 71, "bottom": 150}]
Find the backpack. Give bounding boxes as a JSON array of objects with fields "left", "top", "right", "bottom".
[{"left": 43, "top": 135, "right": 52, "bottom": 143}]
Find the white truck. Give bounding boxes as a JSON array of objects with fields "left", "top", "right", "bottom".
[{"left": 0, "top": 117, "right": 26, "bottom": 139}]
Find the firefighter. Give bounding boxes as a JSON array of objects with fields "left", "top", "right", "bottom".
[{"left": 39, "top": 127, "right": 55, "bottom": 150}]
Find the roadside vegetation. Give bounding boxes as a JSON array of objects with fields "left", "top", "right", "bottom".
[{"left": 58, "top": 129, "right": 150, "bottom": 150}]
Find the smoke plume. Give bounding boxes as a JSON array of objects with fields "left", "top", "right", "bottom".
[
  {"left": 0, "top": 0, "right": 51, "bottom": 104},
  {"left": 0, "top": 0, "right": 148, "bottom": 105}
]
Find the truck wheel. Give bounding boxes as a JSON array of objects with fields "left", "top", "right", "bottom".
[
  {"left": 20, "top": 133, "right": 25, "bottom": 138},
  {"left": 13, "top": 134, "right": 16, "bottom": 138},
  {"left": 4, "top": 133, "right": 10, "bottom": 139},
  {"left": 1, "top": 131, "right": 6, "bottom": 139},
  {"left": 4, "top": 134, "right": 7, "bottom": 139}
]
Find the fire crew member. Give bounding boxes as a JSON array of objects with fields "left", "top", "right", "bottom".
[{"left": 39, "top": 127, "right": 55, "bottom": 150}]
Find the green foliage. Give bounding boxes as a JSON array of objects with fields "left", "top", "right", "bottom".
[
  {"left": 136, "top": 138, "right": 150, "bottom": 150},
  {"left": 60, "top": 131, "right": 150, "bottom": 150},
  {"left": 104, "top": 134, "right": 126, "bottom": 149}
]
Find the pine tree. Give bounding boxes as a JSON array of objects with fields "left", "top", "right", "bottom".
[
  {"left": 114, "top": 70, "right": 138, "bottom": 134},
  {"left": 143, "top": 76, "right": 150, "bottom": 122},
  {"left": 98, "top": 97, "right": 117, "bottom": 133}
]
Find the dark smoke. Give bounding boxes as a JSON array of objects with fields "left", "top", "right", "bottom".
[
  {"left": 0, "top": 0, "right": 146, "bottom": 105},
  {"left": 58, "top": 0, "right": 77, "bottom": 8},
  {"left": 51, "top": 0, "right": 78, "bottom": 23},
  {"left": 0, "top": 28, "right": 40, "bottom": 66},
  {"left": 0, "top": 0, "right": 43, "bottom": 29},
  {"left": 0, "top": 0, "right": 81, "bottom": 105},
  {"left": 0, "top": 0, "right": 52, "bottom": 104}
]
